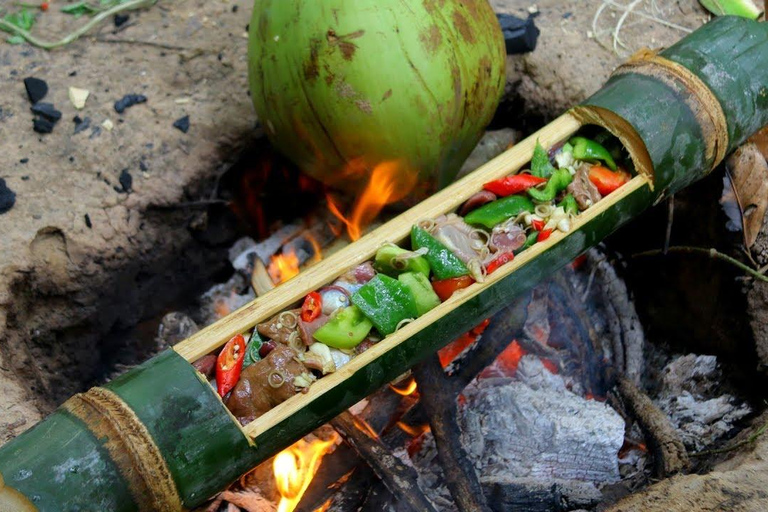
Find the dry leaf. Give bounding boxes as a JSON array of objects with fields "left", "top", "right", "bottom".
[
  {"left": 726, "top": 142, "right": 768, "bottom": 248},
  {"left": 748, "top": 125, "right": 768, "bottom": 162}
]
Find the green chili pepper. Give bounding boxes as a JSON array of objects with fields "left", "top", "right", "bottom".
[
  {"left": 351, "top": 274, "right": 419, "bottom": 336},
  {"left": 243, "top": 330, "right": 263, "bottom": 368},
  {"left": 527, "top": 168, "right": 573, "bottom": 202},
  {"left": 531, "top": 140, "right": 556, "bottom": 178},
  {"left": 463, "top": 195, "right": 535, "bottom": 230},
  {"left": 313, "top": 305, "right": 373, "bottom": 349},
  {"left": 559, "top": 194, "right": 579, "bottom": 216},
  {"left": 374, "top": 245, "right": 431, "bottom": 278},
  {"left": 515, "top": 231, "right": 539, "bottom": 254},
  {"left": 411, "top": 226, "right": 469, "bottom": 280},
  {"left": 570, "top": 137, "right": 617, "bottom": 170}
]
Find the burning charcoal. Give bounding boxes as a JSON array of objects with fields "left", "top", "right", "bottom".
[
  {"left": 0, "top": 178, "right": 16, "bottom": 214},
  {"left": 31, "top": 102, "right": 62, "bottom": 123},
  {"left": 114, "top": 94, "right": 147, "bottom": 114},
  {"left": 496, "top": 14, "right": 540, "bottom": 54},
  {"left": 23, "top": 77, "right": 48, "bottom": 104},
  {"left": 172, "top": 115, "right": 190, "bottom": 133},
  {"left": 118, "top": 169, "right": 133, "bottom": 193},
  {"left": 114, "top": 13, "right": 130, "bottom": 27},
  {"left": 73, "top": 115, "right": 91, "bottom": 134},
  {"left": 33, "top": 117, "right": 55, "bottom": 134}
]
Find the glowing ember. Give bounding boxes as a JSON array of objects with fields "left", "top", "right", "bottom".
[
  {"left": 274, "top": 436, "right": 338, "bottom": 512},
  {"left": 389, "top": 378, "right": 418, "bottom": 396},
  {"left": 396, "top": 421, "right": 430, "bottom": 438},
  {"left": 268, "top": 250, "right": 300, "bottom": 284},
  {"left": 327, "top": 160, "right": 417, "bottom": 241},
  {"left": 313, "top": 498, "right": 333, "bottom": 512},
  {"left": 352, "top": 415, "right": 380, "bottom": 440}
]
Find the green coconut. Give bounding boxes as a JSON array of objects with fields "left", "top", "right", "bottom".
[{"left": 248, "top": 0, "right": 506, "bottom": 195}]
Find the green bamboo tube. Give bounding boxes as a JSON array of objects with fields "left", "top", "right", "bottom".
[{"left": 1, "top": 16, "right": 767, "bottom": 512}]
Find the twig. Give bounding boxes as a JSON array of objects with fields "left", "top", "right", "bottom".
[
  {"left": 633, "top": 246, "right": 768, "bottom": 283},
  {"left": 0, "top": 0, "right": 156, "bottom": 49},
  {"left": 92, "top": 36, "right": 205, "bottom": 53},
  {"left": 415, "top": 354, "right": 491, "bottom": 512},
  {"left": 690, "top": 423, "right": 768, "bottom": 458}
]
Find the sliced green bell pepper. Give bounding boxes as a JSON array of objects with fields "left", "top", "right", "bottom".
[
  {"left": 351, "top": 274, "right": 419, "bottom": 336},
  {"left": 313, "top": 305, "right": 373, "bottom": 349},
  {"left": 531, "top": 140, "right": 556, "bottom": 178},
  {"left": 398, "top": 272, "right": 441, "bottom": 316},
  {"left": 374, "top": 245, "right": 431, "bottom": 278},
  {"left": 515, "top": 231, "right": 539, "bottom": 255},
  {"left": 559, "top": 194, "right": 579, "bottom": 216},
  {"left": 411, "top": 226, "right": 469, "bottom": 280},
  {"left": 463, "top": 195, "right": 535, "bottom": 229},
  {"left": 243, "top": 330, "right": 263, "bottom": 368},
  {"left": 570, "top": 137, "right": 617, "bottom": 170},
  {"left": 528, "top": 168, "right": 573, "bottom": 202}
]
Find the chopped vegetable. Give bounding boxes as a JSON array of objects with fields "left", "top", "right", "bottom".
[
  {"left": 464, "top": 195, "right": 535, "bottom": 229},
  {"left": 301, "top": 291, "right": 322, "bottom": 322},
  {"left": 588, "top": 165, "right": 631, "bottom": 195},
  {"left": 527, "top": 168, "right": 573, "bottom": 202},
  {"left": 313, "top": 305, "right": 373, "bottom": 349},
  {"left": 243, "top": 331, "right": 263, "bottom": 368},
  {"left": 537, "top": 229, "right": 553, "bottom": 242},
  {"left": 398, "top": 272, "right": 441, "bottom": 316},
  {"left": 570, "top": 137, "right": 617, "bottom": 170},
  {"left": 515, "top": 231, "right": 539, "bottom": 254},
  {"left": 559, "top": 194, "right": 579, "bottom": 216},
  {"left": 486, "top": 252, "right": 514, "bottom": 274},
  {"left": 216, "top": 334, "right": 246, "bottom": 397},
  {"left": 482, "top": 174, "right": 546, "bottom": 197},
  {"left": 531, "top": 219, "right": 545, "bottom": 232},
  {"left": 431, "top": 276, "right": 475, "bottom": 302},
  {"left": 531, "top": 140, "right": 556, "bottom": 178},
  {"left": 411, "top": 226, "right": 469, "bottom": 280},
  {"left": 351, "top": 274, "right": 419, "bottom": 335},
  {"left": 374, "top": 244, "right": 430, "bottom": 278}
]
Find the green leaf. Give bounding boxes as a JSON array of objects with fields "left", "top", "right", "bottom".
[
  {"left": 61, "top": 2, "right": 100, "bottom": 16},
  {"left": 2, "top": 8, "right": 36, "bottom": 42},
  {"left": 7, "top": 35, "right": 25, "bottom": 44},
  {"left": 698, "top": 0, "right": 762, "bottom": 19},
  {"left": 530, "top": 140, "right": 556, "bottom": 178}
]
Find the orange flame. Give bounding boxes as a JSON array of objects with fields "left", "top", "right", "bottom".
[
  {"left": 397, "top": 422, "right": 431, "bottom": 438},
  {"left": 352, "top": 415, "right": 380, "bottom": 440},
  {"left": 305, "top": 232, "right": 323, "bottom": 264},
  {"left": 274, "top": 436, "right": 338, "bottom": 512},
  {"left": 313, "top": 499, "right": 333, "bottom": 512},
  {"left": 327, "top": 160, "right": 417, "bottom": 241},
  {"left": 390, "top": 378, "right": 418, "bottom": 396},
  {"left": 268, "top": 249, "right": 300, "bottom": 284}
]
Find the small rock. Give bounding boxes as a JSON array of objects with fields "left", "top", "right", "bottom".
[
  {"left": 31, "top": 102, "right": 62, "bottom": 122},
  {"left": 23, "top": 77, "right": 48, "bottom": 104},
  {"left": 73, "top": 116, "right": 91, "bottom": 134},
  {"left": 114, "top": 13, "right": 130, "bottom": 27},
  {"left": 0, "top": 178, "right": 16, "bottom": 214},
  {"left": 101, "top": 119, "right": 114, "bottom": 131},
  {"left": 68, "top": 87, "right": 90, "bottom": 110},
  {"left": 33, "top": 118, "right": 55, "bottom": 134},
  {"left": 119, "top": 169, "right": 133, "bottom": 193},
  {"left": 19, "top": 158, "right": 28, "bottom": 164},
  {"left": 114, "top": 94, "right": 147, "bottom": 114},
  {"left": 172, "top": 115, "right": 190, "bottom": 133}
]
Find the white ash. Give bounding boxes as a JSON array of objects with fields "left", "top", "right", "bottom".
[
  {"left": 196, "top": 273, "right": 256, "bottom": 325},
  {"left": 655, "top": 354, "right": 751, "bottom": 451},
  {"left": 229, "top": 225, "right": 303, "bottom": 272}
]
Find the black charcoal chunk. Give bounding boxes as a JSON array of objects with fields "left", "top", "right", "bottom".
[
  {"left": 31, "top": 102, "right": 62, "bottom": 122},
  {"left": 119, "top": 169, "right": 133, "bottom": 193},
  {"left": 114, "top": 94, "right": 147, "bottom": 114},
  {"left": 73, "top": 115, "right": 91, "bottom": 134},
  {"left": 23, "top": 77, "right": 48, "bottom": 104},
  {"left": 496, "top": 14, "right": 540, "bottom": 54},
  {"left": 172, "top": 115, "right": 190, "bottom": 133},
  {"left": 114, "top": 14, "right": 130, "bottom": 27},
  {"left": 33, "top": 117, "right": 55, "bottom": 134},
  {"left": 0, "top": 178, "right": 16, "bottom": 214},
  {"left": 84, "top": 213, "right": 92, "bottom": 228}
]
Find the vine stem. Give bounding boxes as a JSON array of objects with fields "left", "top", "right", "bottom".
[
  {"left": 0, "top": 0, "right": 157, "bottom": 50},
  {"left": 633, "top": 246, "right": 768, "bottom": 283}
]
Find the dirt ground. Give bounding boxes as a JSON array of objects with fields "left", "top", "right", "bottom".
[{"left": 0, "top": 0, "right": 714, "bottom": 443}]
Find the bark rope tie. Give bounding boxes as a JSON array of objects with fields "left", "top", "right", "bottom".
[
  {"left": 62, "top": 387, "right": 185, "bottom": 512},
  {"left": 612, "top": 48, "right": 729, "bottom": 171}
]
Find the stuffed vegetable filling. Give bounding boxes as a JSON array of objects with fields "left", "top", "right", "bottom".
[{"left": 193, "top": 135, "right": 634, "bottom": 425}]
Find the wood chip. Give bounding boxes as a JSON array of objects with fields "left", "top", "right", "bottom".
[
  {"left": 251, "top": 259, "right": 275, "bottom": 297},
  {"left": 101, "top": 119, "right": 114, "bottom": 131},
  {"left": 726, "top": 142, "right": 768, "bottom": 248},
  {"left": 68, "top": 87, "right": 90, "bottom": 109}
]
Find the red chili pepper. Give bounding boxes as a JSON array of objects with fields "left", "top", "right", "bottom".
[
  {"left": 216, "top": 334, "right": 246, "bottom": 397},
  {"left": 588, "top": 165, "right": 631, "bottom": 196},
  {"left": 483, "top": 174, "right": 547, "bottom": 197},
  {"left": 41, "top": 2, "right": 49, "bottom": 11},
  {"left": 531, "top": 219, "right": 545, "bottom": 232},
  {"left": 301, "top": 291, "right": 322, "bottom": 322},
  {"left": 431, "top": 276, "right": 475, "bottom": 302},
  {"left": 537, "top": 229, "right": 553, "bottom": 243},
  {"left": 486, "top": 252, "right": 514, "bottom": 274}
]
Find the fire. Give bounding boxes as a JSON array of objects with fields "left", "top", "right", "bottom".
[
  {"left": 313, "top": 499, "right": 333, "bottom": 512},
  {"left": 274, "top": 436, "right": 338, "bottom": 512},
  {"left": 327, "top": 160, "right": 417, "bottom": 241},
  {"left": 268, "top": 249, "right": 300, "bottom": 284},
  {"left": 389, "top": 378, "right": 418, "bottom": 396},
  {"left": 396, "top": 422, "right": 430, "bottom": 437}
]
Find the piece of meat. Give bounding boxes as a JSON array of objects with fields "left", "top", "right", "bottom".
[
  {"left": 430, "top": 214, "right": 487, "bottom": 264},
  {"left": 355, "top": 339, "right": 376, "bottom": 355},
  {"left": 354, "top": 261, "right": 376, "bottom": 283},
  {"left": 459, "top": 190, "right": 497, "bottom": 216},
  {"left": 257, "top": 309, "right": 300, "bottom": 345},
  {"left": 298, "top": 314, "right": 329, "bottom": 345},
  {"left": 489, "top": 220, "right": 527, "bottom": 255},
  {"left": 567, "top": 163, "right": 602, "bottom": 210},
  {"left": 192, "top": 354, "right": 217, "bottom": 379},
  {"left": 225, "top": 344, "right": 307, "bottom": 425}
]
